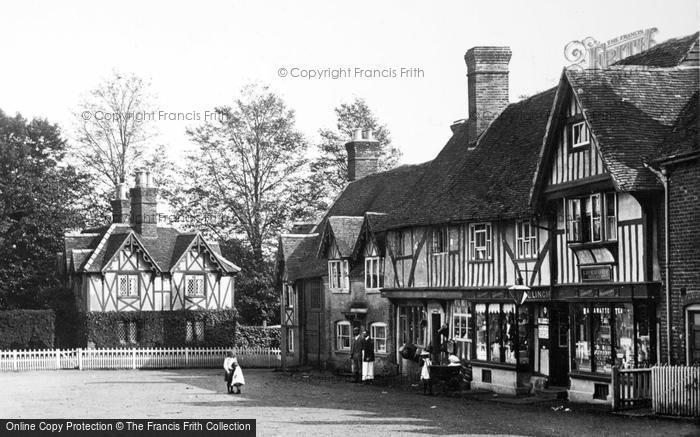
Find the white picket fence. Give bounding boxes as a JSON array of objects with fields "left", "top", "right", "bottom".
[
  {"left": 0, "top": 347, "right": 281, "bottom": 372},
  {"left": 652, "top": 365, "right": 700, "bottom": 417}
]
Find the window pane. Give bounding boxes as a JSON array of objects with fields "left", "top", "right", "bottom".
[
  {"left": 518, "top": 305, "right": 531, "bottom": 366},
  {"left": 593, "top": 306, "right": 613, "bottom": 374},
  {"left": 635, "top": 303, "right": 652, "bottom": 367},
  {"left": 488, "top": 304, "right": 502, "bottom": 362},
  {"left": 476, "top": 304, "right": 487, "bottom": 360},
  {"left": 574, "top": 305, "right": 592, "bottom": 372},
  {"left": 592, "top": 194, "right": 601, "bottom": 241},
  {"left": 606, "top": 192, "right": 617, "bottom": 240},
  {"left": 503, "top": 304, "right": 516, "bottom": 364},
  {"left": 614, "top": 304, "right": 634, "bottom": 369}
]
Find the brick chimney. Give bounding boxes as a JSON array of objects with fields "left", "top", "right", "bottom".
[
  {"left": 129, "top": 170, "right": 158, "bottom": 238},
  {"left": 110, "top": 183, "right": 130, "bottom": 224},
  {"left": 464, "top": 47, "right": 511, "bottom": 144},
  {"left": 345, "top": 128, "right": 380, "bottom": 182}
]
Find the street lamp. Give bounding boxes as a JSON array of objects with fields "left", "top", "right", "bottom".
[{"left": 508, "top": 275, "right": 530, "bottom": 306}]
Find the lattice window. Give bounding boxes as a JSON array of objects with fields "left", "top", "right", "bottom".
[
  {"left": 186, "top": 275, "right": 205, "bottom": 296},
  {"left": 119, "top": 321, "right": 138, "bottom": 344},
  {"left": 118, "top": 275, "right": 139, "bottom": 297},
  {"left": 185, "top": 320, "right": 205, "bottom": 343}
]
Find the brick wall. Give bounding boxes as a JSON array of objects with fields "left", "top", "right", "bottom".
[{"left": 658, "top": 158, "right": 700, "bottom": 364}]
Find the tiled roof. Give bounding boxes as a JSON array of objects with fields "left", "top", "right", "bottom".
[
  {"left": 65, "top": 224, "right": 239, "bottom": 274},
  {"left": 326, "top": 216, "right": 365, "bottom": 257},
  {"left": 657, "top": 90, "right": 699, "bottom": 160},
  {"left": 384, "top": 87, "right": 557, "bottom": 228},
  {"left": 280, "top": 234, "right": 326, "bottom": 281},
  {"left": 614, "top": 32, "right": 699, "bottom": 68},
  {"left": 565, "top": 68, "right": 698, "bottom": 190}
]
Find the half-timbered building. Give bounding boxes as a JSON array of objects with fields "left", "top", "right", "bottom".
[
  {"left": 60, "top": 171, "right": 240, "bottom": 347},
  {"left": 281, "top": 32, "right": 699, "bottom": 404}
]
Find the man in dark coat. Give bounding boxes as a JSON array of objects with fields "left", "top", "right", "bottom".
[{"left": 349, "top": 326, "right": 364, "bottom": 382}]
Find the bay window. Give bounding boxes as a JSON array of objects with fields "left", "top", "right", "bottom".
[{"left": 566, "top": 192, "right": 617, "bottom": 243}]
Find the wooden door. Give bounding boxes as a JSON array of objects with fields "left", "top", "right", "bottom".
[
  {"left": 549, "top": 304, "right": 570, "bottom": 387},
  {"left": 303, "top": 279, "right": 323, "bottom": 367}
]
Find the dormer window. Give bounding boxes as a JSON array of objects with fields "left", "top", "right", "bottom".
[
  {"left": 570, "top": 121, "right": 590, "bottom": 149},
  {"left": 328, "top": 259, "right": 349, "bottom": 292},
  {"left": 118, "top": 275, "right": 139, "bottom": 298},
  {"left": 364, "top": 256, "right": 384, "bottom": 291}
]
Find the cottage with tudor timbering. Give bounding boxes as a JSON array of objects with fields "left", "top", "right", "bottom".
[
  {"left": 279, "top": 32, "right": 699, "bottom": 404},
  {"left": 59, "top": 170, "right": 240, "bottom": 347}
]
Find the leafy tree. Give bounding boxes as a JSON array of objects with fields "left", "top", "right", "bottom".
[
  {"left": 0, "top": 110, "right": 90, "bottom": 309},
  {"left": 73, "top": 70, "right": 154, "bottom": 191},
  {"left": 176, "top": 84, "right": 314, "bottom": 263},
  {"left": 310, "top": 98, "right": 402, "bottom": 211},
  {"left": 219, "top": 238, "right": 278, "bottom": 326}
]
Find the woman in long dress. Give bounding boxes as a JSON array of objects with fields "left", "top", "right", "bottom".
[
  {"left": 230, "top": 357, "right": 245, "bottom": 394},
  {"left": 361, "top": 330, "right": 375, "bottom": 383}
]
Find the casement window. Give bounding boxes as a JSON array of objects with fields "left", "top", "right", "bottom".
[
  {"left": 118, "top": 320, "right": 138, "bottom": 344},
  {"left": 516, "top": 220, "right": 538, "bottom": 259},
  {"left": 364, "top": 257, "right": 384, "bottom": 290},
  {"left": 566, "top": 192, "right": 617, "bottom": 243},
  {"left": 431, "top": 227, "right": 448, "bottom": 253},
  {"left": 185, "top": 320, "right": 205, "bottom": 343},
  {"left": 286, "top": 328, "right": 294, "bottom": 353},
  {"left": 336, "top": 321, "right": 351, "bottom": 350},
  {"left": 452, "top": 300, "right": 472, "bottom": 360},
  {"left": 118, "top": 275, "right": 139, "bottom": 298},
  {"left": 570, "top": 121, "right": 590, "bottom": 149},
  {"left": 398, "top": 306, "right": 424, "bottom": 346},
  {"left": 469, "top": 223, "right": 492, "bottom": 261},
  {"left": 186, "top": 275, "right": 205, "bottom": 297},
  {"left": 370, "top": 322, "right": 388, "bottom": 353},
  {"left": 284, "top": 284, "right": 295, "bottom": 308},
  {"left": 328, "top": 260, "right": 350, "bottom": 292}
]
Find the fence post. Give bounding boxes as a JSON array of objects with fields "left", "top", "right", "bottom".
[
  {"left": 611, "top": 366, "right": 620, "bottom": 411},
  {"left": 132, "top": 348, "right": 137, "bottom": 370},
  {"left": 56, "top": 349, "right": 61, "bottom": 370},
  {"left": 12, "top": 350, "right": 17, "bottom": 372},
  {"left": 185, "top": 348, "right": 189, "bottom": 368},
  {"left": 78, "top": 348, "right": 83, "bottom": 370}
]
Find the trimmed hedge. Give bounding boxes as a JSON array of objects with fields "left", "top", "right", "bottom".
[
  {"left": 84, "top": 309, "right": 237, "bottom": 348},
  {"left": 235, "top": 326, "right": 280, "bottom": 348},
  {"left": 0, "top": 310, "right": 55, "bottom": 349}
]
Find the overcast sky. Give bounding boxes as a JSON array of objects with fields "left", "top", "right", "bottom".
[{"left": 1, "top": 0, "right": 698, "bottom": 165}]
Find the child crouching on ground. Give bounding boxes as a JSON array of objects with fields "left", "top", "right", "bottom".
[
  {"left": 223, "top": 352, "right": 246, "bottom": 394},
  {"left": 419, "top": 350, "right": 433, "bottom": 395}
]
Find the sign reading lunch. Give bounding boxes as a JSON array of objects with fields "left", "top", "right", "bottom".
[{"left": 564, "top": 28, "right": 658, "bottom": 70}]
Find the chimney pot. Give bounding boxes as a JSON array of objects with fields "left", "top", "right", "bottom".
[{"left": 354, "top": 128, "right": 363, "bottom": 141}]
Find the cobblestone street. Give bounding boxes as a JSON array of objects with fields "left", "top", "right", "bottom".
[{"left": 1, "top": 369, "right": 698, "bottom": 436}]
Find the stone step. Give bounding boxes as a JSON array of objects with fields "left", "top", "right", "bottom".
[{"left": 535, "top": 386, "right": 568, "bottom": 400}]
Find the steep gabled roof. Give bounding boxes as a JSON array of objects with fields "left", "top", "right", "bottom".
[
  {"left": 280, "top": 233, "right": 326, "bottom": 281},
  {"left": 614, "top": 32, "right": 699, "bottom": 68},
  {"left": 563, "top": 68, "right": 698, "bottom": 190},
  {"left": 384, "top": 87, "right": 557, "bottom": 229},
  {"left": 66, "top": 224, "right": 239, "bottom": 275},
  {"left": 321, "top": 216, "right": 365, "bottom": 258}
]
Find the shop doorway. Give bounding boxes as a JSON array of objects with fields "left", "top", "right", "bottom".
[
  {"left": 431, "top": 312, "right": 442, "bottom": 362},
  {"left": 549, "top": 305, "right": 569, "bottom": 386}
]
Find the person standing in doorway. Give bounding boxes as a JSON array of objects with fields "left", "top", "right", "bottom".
[
  {"left": 362, "top": 330, "right": 375, "bottom": 383},
  {"left": 350, "top": 327, "right": 364, "bottom": 383}
]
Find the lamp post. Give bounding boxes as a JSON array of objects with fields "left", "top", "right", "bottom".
[{"left": 508, "top": 275, "right": 530, "bottom": 306}]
